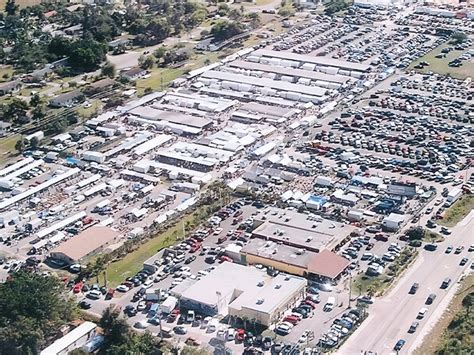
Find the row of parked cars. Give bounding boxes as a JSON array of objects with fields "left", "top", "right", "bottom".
[
  {"left": 318, "top": 308, "right": 362, "bottom": 349},
  {"left": 272, "top": 15, "right": 333, "bottom": 51}
]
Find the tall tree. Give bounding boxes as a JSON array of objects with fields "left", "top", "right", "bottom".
[
  {"left": 14, "top": 137, "right": 24, "bottom": 153},
  {"left": 0, "top": 272, "right": 77, "bottom": 354},
  {"left": 101, "top": 61, "right": 116, "bottom": 78},
  {"left": 5, "top": 0, "right": 18, "bottom": 16}
]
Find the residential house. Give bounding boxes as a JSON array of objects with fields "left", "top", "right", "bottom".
[
  {"left": 121, "top": 67, "right": 147, "bottom": 81},
  {"left": 0, "top": 80, "right": 22, "bottom": 96},
  {"left": 50, "top": 90, "right": 83, "bottom": 108}
]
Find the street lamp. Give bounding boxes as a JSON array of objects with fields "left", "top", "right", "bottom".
[{"left": 348, "top": 272, "right": 353, "bottom": 309}]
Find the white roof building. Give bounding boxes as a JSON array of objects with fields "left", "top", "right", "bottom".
[
  {"left": 179, "top": 262, "right": 306, "bottom": 326},
  {"left": 40, "top": 322, "right": 97, "bottom": 355}
]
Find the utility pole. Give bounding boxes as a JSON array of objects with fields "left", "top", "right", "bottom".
[{"left": 348, "top": 272, "right": 353, "bottom": 309}]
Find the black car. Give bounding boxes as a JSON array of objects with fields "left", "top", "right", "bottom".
[
  {"left": 79, "top": 300, "right": 91, "bottom": 309},
  {"left": 425, "top": 293, "right": 436, "bottom": 305},
  {"left": 409, "top": 283, "right": 419, "bottom": 294},
  {"left": 262, "top": 337, "right": 272, "bottom": 350},
  {"left": 244, "top": 335, "right": 254, "bottom": 347},
  {"left": 124, "top": 305, "right": 137, "bottom": 316},
  {"left": 185, "top": 256, "right": 196, "bottom": 264}
]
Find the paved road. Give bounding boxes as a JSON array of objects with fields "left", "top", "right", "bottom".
[{"left": 338, "top": 211, "right": 474, "bottom": 355}]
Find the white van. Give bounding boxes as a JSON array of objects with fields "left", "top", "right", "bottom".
[{"left": 324, "top": 297, "right": 336, "bottom": 312}]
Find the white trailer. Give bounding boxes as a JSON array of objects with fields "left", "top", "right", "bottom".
[
  {"left": 160, "top": 296, "right": 178, "bottom": 314},
  {"left": 445, "top": 188, "right": 462, "bottom": 206}
]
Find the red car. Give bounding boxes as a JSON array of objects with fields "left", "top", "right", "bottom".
[
  {"left": 190, "top": 243, "right": 201, "bottom": 253},
  {"left": 283, "top": 316, "right": 299, "bottom": 325},
  {"left": 219, "top": 255, "right": 233, "bottom": 263},
  {"left": 217, "top": 236, "right": 228, "bottom": 244},
  {"left": 236, "top": 329, "right": 245, "bottom": 342},
  {"left": 73, "top": 282, "right": 84, "bottom": 293}
]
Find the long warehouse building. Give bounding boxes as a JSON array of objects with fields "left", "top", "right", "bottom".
[
  {"left": 228, "top": 60, "right": 353, "bottom": 84},
  {"left": 200, "top": 70, "right": 327, "bottom": 98},
  {"left": 0, "top": 168, "right": 81, "bottom": 211},
  {"left": 250, "top": 49, "right": 371, "bottom": 73}
]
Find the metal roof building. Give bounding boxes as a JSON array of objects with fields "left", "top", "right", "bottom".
[
  {"left": 200, "top": 70, "right": 327, "bottom": 98},
  {"left": 228, "top": 60, "right": 353, "bottom": 84},
  {"left": 40, "top": 321, "right": 97, "bottom": 355},
  {"left": 179, "top": 262, "right": 306, "bottom": 326},
  {"left": 251, "top": 49, "right": 371, "bottom": 72}
]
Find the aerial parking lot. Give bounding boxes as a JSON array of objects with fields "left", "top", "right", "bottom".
[
  {"left": 409, "top": 41, "right": 474, "bottom": 79},
  {"left": 0, "top": 2, "right": 473, "bottom": 355}
]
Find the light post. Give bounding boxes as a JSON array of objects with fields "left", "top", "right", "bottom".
[{"left": 348, "top": 272, "right": 353, "bottom": 309}]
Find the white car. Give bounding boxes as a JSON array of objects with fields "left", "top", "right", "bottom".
[
  {"left": 134, "top": 321, "right": 149, "bottom": 329},
  {"left": 298, "top": 333, "right": 308, "bottom": 343},
  {"left": 137, "top": 301, "right": 147, "bottom": 311},
  {"left": 213, "top": 228, "right": 223, "bottom": 235},
  {"left": 87, "top": 290, "right": 102, "bottom": 300},
  {"left": 275, "top": 323, "right": 292, "bottom": 335},
  {"left": 116, "top": 284, "right": 130, "bottom": 292},
  {"left": 143, "top": 280, "right": 153, "bottom": 289}
]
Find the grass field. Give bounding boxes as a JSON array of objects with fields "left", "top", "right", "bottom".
[
  {"left": 76, "top": 99, "right": 103, "bottom": 119},
  {"left": 135, "top": 67, "right": 186, "bottom": 95},
  {"left": 424, "top": 231, "right": 445, "bottom": 243},
  {"left": 408, "top": 42, "right": 474, "bottom": 80},
  {"left": 0, "top": 65, "right": 14, "bottom": 82},
  {"left": 414, "top": 273, "right": 474, "bottom": 355},
  {"left": 0, "top": 134, "right": 20, "bottom": 158},
  {"left": 106, "top": 212, "right": 198, "bottom": 287},
  {"left": 439, "top": 195, "right": 474, "bottom": 227},
  {"left": 0, "top": 0, "right": 40, "bottom": 10}
]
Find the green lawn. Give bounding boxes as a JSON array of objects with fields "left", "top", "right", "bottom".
[
  {"left": 0, "top": 134, "right": 20, "bottom": 157},
  {"left": 408, "top": 42, "right": 474, "bottom": 80},
  {"left": 439, "top": 194, "right": 474, "bottom": 227},
  {"left": 106, "top": 212, "right": 198, "bottom": 287},
  {"left": 76, "top": 99, "right": 103, "bottom": 119},
  {"left": 0, "top": 65, "right": 14, "bottom": 82},
  {"left": 135, "top": 67, "right": 187, "bottom": 95}
]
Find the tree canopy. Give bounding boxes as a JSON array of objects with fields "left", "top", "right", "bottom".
[
  {"left": 0, "top": 272, "right": 77, "bottom": 354},
  {"left": 210, "top": 20, "right": 244, "bottom": 42},
  {"left": 99, "top": 306, "right": 160, "bottom": 354}
]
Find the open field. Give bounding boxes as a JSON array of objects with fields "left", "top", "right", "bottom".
[
  {"left": 409, "top": 42, "right": 474, "bottom": 79},
  {"left": 105, "top": 205, "right": 212, "bottom": 287},
  {"left": 76, "top": 99, "right": 103, "bottom": 119},
  {"left": 414, "top": 273, "right": 474, "bottom": 355},
  {"left": 439, "top": 195, "right": 474, "bottom": 227},
  {"left": 0, "top": 134, "right": 20, "bottom": 158},
  {"left": 0, "top": 0, "right": 40, "bottom": 10},
  {"left": 135, "top": 67, "right": 186, "bottom": 95},
  {"left": 0, "top": 65, "right": 14, "bottom": 82}
]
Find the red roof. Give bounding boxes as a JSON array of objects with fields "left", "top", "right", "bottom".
[{"left": 307, "top": 249, "right": 350, "bottom": 279}]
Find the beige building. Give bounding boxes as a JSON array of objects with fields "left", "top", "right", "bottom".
[
  {"left": 179, "top": 262, "right": 307, "bottom": 326},
  {"left": 49, "top": 226, "right": 120, "bottom": 264}
]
